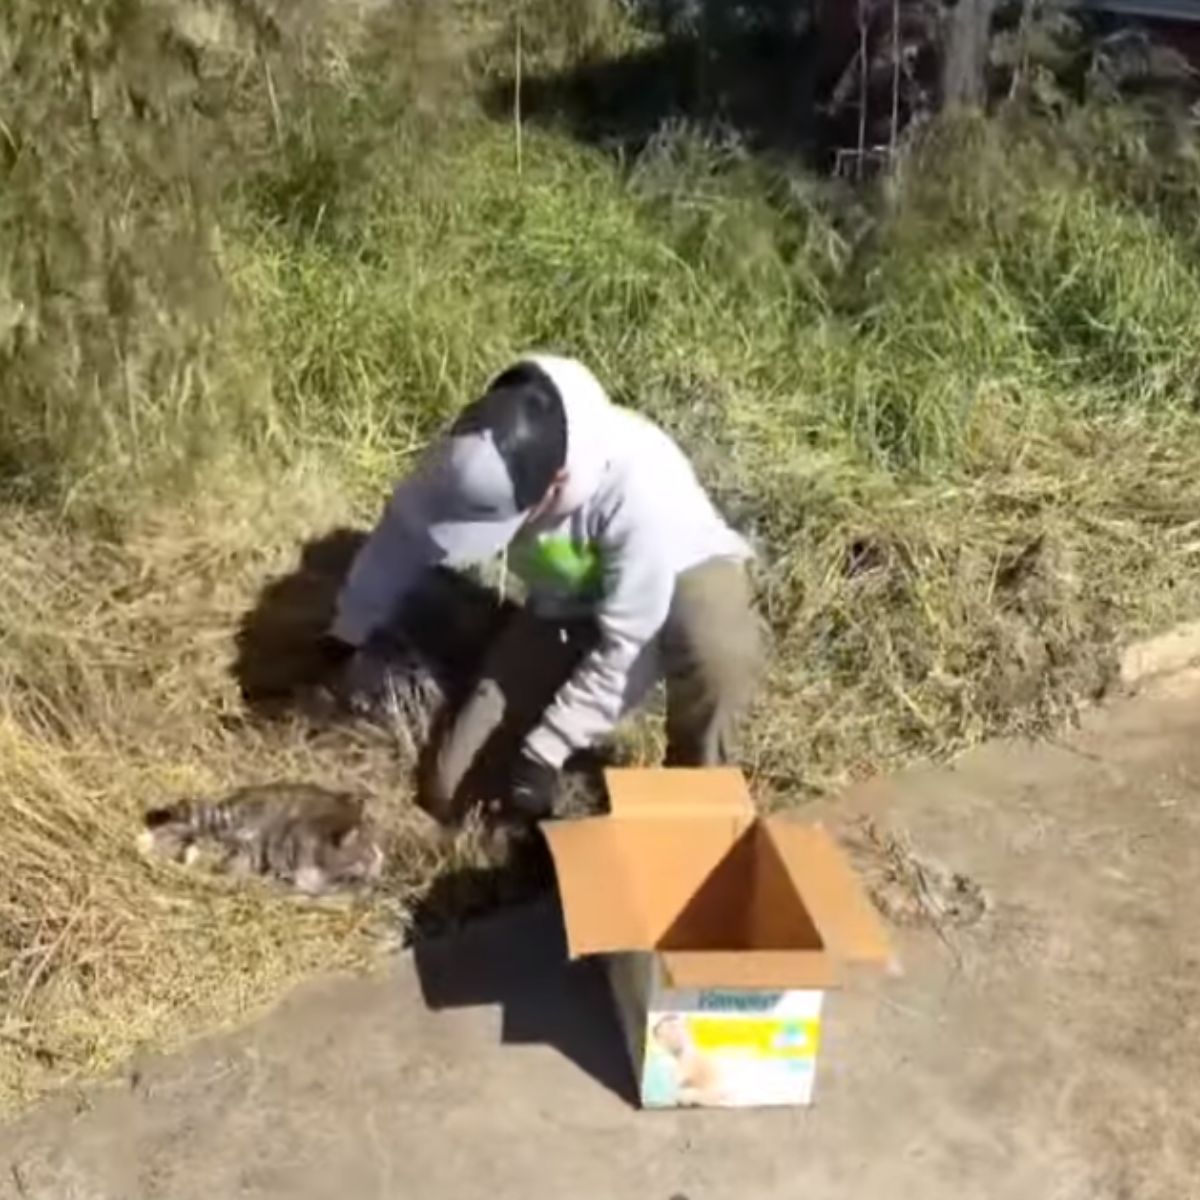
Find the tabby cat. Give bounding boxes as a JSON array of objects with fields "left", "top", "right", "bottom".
[{"left": 139, "top": 782, "right": 384, "bottom": 896}]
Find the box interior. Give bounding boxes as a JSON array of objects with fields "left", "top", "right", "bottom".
[{"left": 541, "top": 767, "right": 892, "bottom": 989}]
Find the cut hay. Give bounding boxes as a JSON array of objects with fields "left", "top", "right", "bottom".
[{"left": 0, "top": 497, "right": 522, "bottom": 1110}]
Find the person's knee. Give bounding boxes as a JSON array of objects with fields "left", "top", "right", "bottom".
[
  {"left": 419, "top": 678, "right": 507, "bottom": 823},
  {"left": 417, "top": 741, "right": 459, "bottom": 823}
]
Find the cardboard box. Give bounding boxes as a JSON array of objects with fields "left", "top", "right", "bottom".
[{"left": 541, "top": 767, "right": 894, "bottom": 1109}]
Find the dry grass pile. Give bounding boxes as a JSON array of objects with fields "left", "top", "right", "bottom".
[
  {"left": 0, "top": 489, "right": 526, "bottom": 1111},
  {"left": 741, "top": 423, "right": 1200, "bottom": 798},
  {"left": 4, "top": 0, "right": 1200, "bottom": 1112}
]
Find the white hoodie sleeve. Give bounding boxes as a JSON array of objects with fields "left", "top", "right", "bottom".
[
  {"left": 329, "top": 484, "right": 446, "bottom": 648},
  {"left": 524, "top": 487, "right": 674, "bottom": 768}
]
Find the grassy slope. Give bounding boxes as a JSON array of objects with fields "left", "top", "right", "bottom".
[{"left": 3, "top": 0, "right": 1200, "bottom": 1109}]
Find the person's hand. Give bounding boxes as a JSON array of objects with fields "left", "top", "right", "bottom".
[{"left": 509, "top": 750, "right": 559, "bottom": 819}]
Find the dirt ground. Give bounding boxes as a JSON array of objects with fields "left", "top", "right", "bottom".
[{"left": 2, "top": 669, "right": 1199, "bottom": 1200}]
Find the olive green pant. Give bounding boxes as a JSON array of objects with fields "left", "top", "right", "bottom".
[{"left": 418, "top": 556, "right": 764, "bottom": 820}]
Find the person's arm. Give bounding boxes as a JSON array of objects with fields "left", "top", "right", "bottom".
[
  {"left": 524, "top": 490, "right": 673, "bottom": 767},
  {"left": 329, "top": 481, "right": 445, "bottom": 649}
]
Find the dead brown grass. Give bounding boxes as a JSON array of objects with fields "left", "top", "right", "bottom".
[
  {"left": 6, "top": 415, "right": 1200, "bottom": 1113},
  {"left": 0, "top": 476, "right": 522, "bottom": 1111}
]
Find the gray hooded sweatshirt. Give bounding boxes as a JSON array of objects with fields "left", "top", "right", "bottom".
[{"left": 331, "top": 354, "right": 751, "bottom": 767}]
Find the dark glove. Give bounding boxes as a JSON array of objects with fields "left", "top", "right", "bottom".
[{"left": 509, "top": 751, "right": 559, "bottom": 820}]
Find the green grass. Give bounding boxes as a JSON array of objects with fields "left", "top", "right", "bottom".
[{"left": 4, "top": 0, "right": 1200, "bottom": 1109}]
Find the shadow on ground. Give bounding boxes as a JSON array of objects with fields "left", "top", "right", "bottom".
[
  {"left": 231, "top": 528, "right": 368, "bottom": 713},
  {"left": 409, "top": 834, "right": 558, "bottom": 937},
  {"left": 412, "top": 895, "right": 639, "bottom": 1108},
  {"left": 231, "top": 530, "right": 511, "bottom": 718}
]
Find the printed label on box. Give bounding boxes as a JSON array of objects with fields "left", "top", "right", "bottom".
[
  {"left": 606, "top": 963, "right": 828, "bottom": 1110},
  {"left": 640, "top": 1008, "right": 822, "bottom": 1108}
]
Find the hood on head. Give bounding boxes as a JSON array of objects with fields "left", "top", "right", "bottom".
[
  {"left": 400, "top": 354, "right": 615, "bottom": 570},
  {"left": 522, "top": 353, "right": 614, "bottom": 515}
]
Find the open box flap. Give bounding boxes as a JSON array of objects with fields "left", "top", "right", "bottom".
[
  {"left": 542, "top": 770, "right": 892, "bottom": 979},
  {"left": 762, "top": 820, "right": 893, "bottom": 968},
  {"left": 603, "top": 767, "right": 756, "bottom": 820},
  {"left": 539, "top": 819, "right": 648, "bottom": 957},
  {"left": 662, "top": 950, "right": 839, "bottom": 990},
  {"left": 542, "top": 815, "right": 751, "bottom": 957}
]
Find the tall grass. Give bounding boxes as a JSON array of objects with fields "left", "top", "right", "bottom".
[{"left": 4, "top": 0, "right": 1200, "bottom": 1109}]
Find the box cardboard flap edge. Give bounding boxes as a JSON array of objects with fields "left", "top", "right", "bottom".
[
  {"left": 603, "top": 766, "right": 756, "bottom": 819},
  {"left": 540, "top": 767, "right": 893, "bottom": 982},
  {"left": 662, "top": 949, "right": 840, "bottom": 990},
  {"left": 762, "top": 819, "right": 893, "bottom": 969},
  {"left": 538, "top": 818, "right": 651, "bottom": 957}
]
